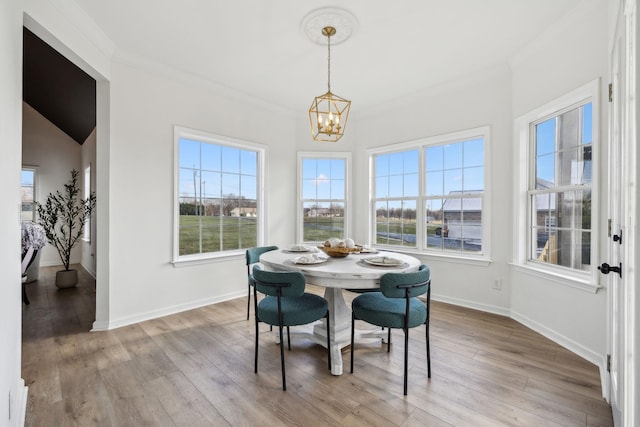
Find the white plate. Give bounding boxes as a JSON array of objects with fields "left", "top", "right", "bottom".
[
  {"left": 292, "top": 255, "right": 328, "bottom": 265},
  {"left": 288, "top": 245, "right": 313, "bottom": 252},
  {"left": 363, "top": 256, "right": 404, "bottom": 267}
]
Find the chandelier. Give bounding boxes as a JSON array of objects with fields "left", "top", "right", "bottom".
[{"left": 308, "top": 26, "right": 351, "bottom": 142}]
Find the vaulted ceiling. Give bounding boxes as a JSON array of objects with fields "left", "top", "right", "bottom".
[{"left": 23, "top": 27, "right": 96, "bottom": 144}]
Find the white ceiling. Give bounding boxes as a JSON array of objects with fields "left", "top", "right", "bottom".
[{"left": 75, "top": 0, "right": 583, "bottom": 114}]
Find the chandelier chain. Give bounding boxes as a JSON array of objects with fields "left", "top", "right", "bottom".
[{"left": 327, "top": 31, "right": 331, "bottom": 93}]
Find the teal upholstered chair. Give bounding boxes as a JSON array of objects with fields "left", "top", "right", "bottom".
[
  {"left": 252, "top": 266, "right": 331, "bottom": 390},
  {"left": 350, "top": 264, "right": 431, "bottom": 395},
  {"left": 245, "top": 246, "right": 278, "bottom": 320}
]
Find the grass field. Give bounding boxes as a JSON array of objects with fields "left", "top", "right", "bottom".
[
  {"left": 181, "top": 215, "right": 440, "bottom": 254},
  {"left": 180, "top": 215, "right": 256, "bottom": 255}
]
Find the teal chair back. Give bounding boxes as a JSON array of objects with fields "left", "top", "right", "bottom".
[
  {"left": 252, "top": 266, "right": 305, "bottom": 298},
  {"left": 246, "top": 245, "right": 279, "bottom": 267},
  {"left": 380, "top": 264, "right": 430, "bottom": 299},
  {"left": 245, "top": 245, "right": 278, "bottom": 320}
]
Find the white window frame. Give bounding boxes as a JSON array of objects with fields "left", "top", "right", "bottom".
[
  {"left": 296, "top": 151, "right": 351, "bottom": 244},
  {"left": 513, "top": 79, "right": 600, "bottom": 291},
  {"left": 367, "top": 126, "right": 491, "bottom": 262},
  {"left": 21, "top": 166, "right": 38, "bottom": 223},
  {"left": 172, "top": 126, "right": 267, "bottom": 266},
  {"left": 83, "top": 164, "right": 91, "bottom": 242}
]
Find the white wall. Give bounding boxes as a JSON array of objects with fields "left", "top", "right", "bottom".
[
  {"left": 509, "top": 0, "right": 609, "bottom": 368},
  {"left": 22, "top": 103, "right": 83, "bottom": 268},
  {"left": 104, "top": 59, "right": 296, "bottom": 326},
  {"left": 1, "top": 0, "right": 28, "bottom": 424}
]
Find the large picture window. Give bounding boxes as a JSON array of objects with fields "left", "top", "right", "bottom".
[
  {"left": 514, "top": 79, "right": 598, "bottom": 284},
  {"left": 298, "top": 152, "right": 350, "bottom": 243},
  {"left": 529, "top": 103, "right": 592, "bottom": 270},
  {"left": 174, "top": 127, "right": 265, "bottom": 261},
  {"left": 370, "top": 127, "right": 489, "bottom": 257}
]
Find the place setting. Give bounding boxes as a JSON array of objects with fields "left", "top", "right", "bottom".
[{"left": 358, "top": 255, "right": 407, "bottom": 269}]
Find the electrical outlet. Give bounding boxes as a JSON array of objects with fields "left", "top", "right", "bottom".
[{"left": 492, "top": 279, "right": 502, "bottom": 290}]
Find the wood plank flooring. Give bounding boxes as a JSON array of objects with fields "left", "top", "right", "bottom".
[{"left": 22, "top": 265, "right": 613, "bottom": 426}]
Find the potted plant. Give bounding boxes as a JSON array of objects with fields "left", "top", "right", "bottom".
[
  {"left": 21, "top": 221, "right": 47, "bottom": 282},
  {"left": 37, "top": 169, "right": 96, "bottom": 288}
]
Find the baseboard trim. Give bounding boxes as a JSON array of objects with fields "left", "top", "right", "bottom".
[
  {"left": 91, "top": 290, "right": 246, "bottom": 331},
  {"left": 432, "top": 293, "right": 511, "bottom": 317}
]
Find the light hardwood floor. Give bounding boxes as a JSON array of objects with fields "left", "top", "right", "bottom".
[{"left": 22, "top": 265, "right": 613, "bottom": 426}]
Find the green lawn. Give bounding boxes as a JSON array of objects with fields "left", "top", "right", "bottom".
[{"left": 180, "top": 215, "right": 256, "bottom": 255}]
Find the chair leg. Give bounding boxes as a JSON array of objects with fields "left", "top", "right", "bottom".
[
  {"left": 426, "top": 321, "right": 431, "bottom": 378},
  {"left": 403, "top": 327, "right": 409, "bottom": 395},
  {"left": 287, "top": 326, "right": 291, "bottom": 351},
  {"left": 326, "top": 310, "right": 331, "bottom": 370},
  {"left": 254, "top": 314, "right": 259, "bottom": 373},
  {"left": 22, "top": 282, "right": 30, "bottom": 305},
  {"left": 387, "top": 327, "right": 391, "bottom": 352},
  {"left": 279, "top": 323, "right": 286, "bottom": 391},
  {"left": 247, "top": 284, "right": 251, "bottom": 320},
  {"left": 350, "top": 311, "right": 355, "bottom": 373}
]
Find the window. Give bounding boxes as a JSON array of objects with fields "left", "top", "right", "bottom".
[
  {"left": 83, "top": 165, "right": 91, "bottom": 241},
  {"left": 515, "top": 79, "right": 598, "bottom": 282},
  {"left": 21, "top": 167, "right": 37, "bottom": 222},
  {"left": 174, "top": 127, "right": 265, "bottom": 262},
  {"left": 298, "top": 152, "right": 350, "bottom": 243},
  {"left": 370, "top": 127, "right": 489, "bottom": 257}
]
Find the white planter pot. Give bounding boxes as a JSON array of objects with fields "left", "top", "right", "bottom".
[{"left": 55, "top": 269, "right": 78, "bottom": 288}]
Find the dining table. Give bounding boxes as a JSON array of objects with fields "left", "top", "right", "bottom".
[{"left": 259, "top": 246, "right": 421, "bottom": 375}]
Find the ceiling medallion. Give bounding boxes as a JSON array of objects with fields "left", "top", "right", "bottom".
[{"left": 301, "top": 7, "right": 358, "bottom": 45}]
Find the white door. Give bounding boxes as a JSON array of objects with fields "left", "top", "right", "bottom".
[
  {"left": 604, "top": 2, "right": 638, "bottom": 425},
  {"left": 604, "top": 28, "right": 624, "bottom": 425}
]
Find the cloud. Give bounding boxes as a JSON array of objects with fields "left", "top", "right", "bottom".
[{"left": 313, "top": 174, "right": 330, "bottom": 186}]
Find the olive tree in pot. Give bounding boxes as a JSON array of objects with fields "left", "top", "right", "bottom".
[{"left": 37, "top": 169, "right": 96, "bottom": 288}]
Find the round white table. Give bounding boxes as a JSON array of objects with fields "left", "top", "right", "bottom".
[{"left": 259, "top": 248, "right": 421, "bottom": 375}]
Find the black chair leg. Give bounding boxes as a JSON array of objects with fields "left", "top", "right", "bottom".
[
  {"left": 287, "top": 326, "right": 291, "bottom": 350},
  {"left": 426, "top": 321, "right": 431, "bottom": 378},
  {"left": 403, "top": 327, "right": 409, "bottom": 395},
  {"left": 387, "top": 328, "right": 391, "bottom": 352},
  {"left": 279, "top": 323, "right": 286, "bottom": 391},
  {"left": 22, "top": 282, "right": 30, "bottom": 305},
  {"left": 254, "top": 315, "right": 259, "bottom": 373},
  {"left": 247, "top": 284, "right": 251, "bottom": 320},
  {"left": 350, "top": 312, "right": 355, "bottom": 373}
]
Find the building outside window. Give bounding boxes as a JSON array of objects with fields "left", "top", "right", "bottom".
[
  {"left": 370, "top": 126, "right": 489, "bottom": 257},
  {"left": 174, "top": 127, "right": 264, "bottom": 261},
  {"left": 298, "top": 152, "right": 350, "bottom": 243},
  {"left": 529, "top": 103, "right": 593, "bottom": 271}
]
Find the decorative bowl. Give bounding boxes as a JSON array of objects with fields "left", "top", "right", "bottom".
[{"left": 318, "top": 246, "right": 361, "bottom": 258}]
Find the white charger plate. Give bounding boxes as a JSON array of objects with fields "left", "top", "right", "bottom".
[
  {"left": 292, "top": 255, "right": 328, "bottom": 265},
  {"left": 363, "top": 256, "right": 403, "bottom": 267}
]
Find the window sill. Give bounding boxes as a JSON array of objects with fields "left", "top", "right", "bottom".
[
  {"left": 381, "top": 247, "right": 492, "bottom": 267},
  {"left": 510, "top": 262, "right": 602, "bottom": 293},
  {"left": 172, "top": 250, "right": 244, "bottom": 268}
]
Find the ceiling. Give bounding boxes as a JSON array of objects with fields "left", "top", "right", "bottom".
[
  {"left": 23, "top": 27, "right": 96, "bottom": 145},
  {"left": 25, "top": 1, "right": 584, "bottom": 138}
]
